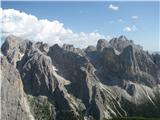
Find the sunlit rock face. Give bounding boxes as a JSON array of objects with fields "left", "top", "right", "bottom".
[
  {"left": 1, "top": 35, "right": 160, "bottom": 120},
  {"left": 1, "top": 56, "right": 34, "bottom": 120}
]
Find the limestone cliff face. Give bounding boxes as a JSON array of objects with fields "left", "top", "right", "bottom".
[
  {"left": 1, "top": 56, "right": 34, "bottom": 120},
  {"left": 1, "top": 35, "right": 160, "bottom": 120}
]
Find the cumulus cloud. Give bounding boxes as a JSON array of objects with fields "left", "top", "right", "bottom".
[
  {"left": 108, "top": 4, "right": 119, "bottom": 11},
  {"left": 123, "top": 25, "right": 137, "bottom": 32},
  {"left": 131, "top": 16, "right": 139, "bottom": 20},
  {"left": 1, "top": 9, "right": 105, "bottom": 48}
]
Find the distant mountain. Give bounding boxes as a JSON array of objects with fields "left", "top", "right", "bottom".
[{"left": 1, "top": 35, "right": 160, "bottom": 120}]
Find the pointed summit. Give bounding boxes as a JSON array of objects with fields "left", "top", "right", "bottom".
[
  {"left": 96, "top": 39, "right": 111, "bottom": 52},
  {"left": 118, "top": 35, "right": 128, "bottom": 41}
]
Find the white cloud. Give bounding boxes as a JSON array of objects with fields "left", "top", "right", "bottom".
[
  {"left": 123, "top": 27, "right": 132, "bottom": 32},
  {"left": 131, "top": 16, "right": 139, "bottom": 20},
  {"left": 1, "top": 9, "right": 105, "bottom": 48},
  {"left": 108, "top": 4, "right": 119, "bottom": 11},
  {"left": 123, "top": 25, "right": 137, "bottom": 32}
]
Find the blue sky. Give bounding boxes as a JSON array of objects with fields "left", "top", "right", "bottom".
[{"left": 1, "top": 1, "right": 160, "bottom": 51}]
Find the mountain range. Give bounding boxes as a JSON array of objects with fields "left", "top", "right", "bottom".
[{"left": 1, "top": 35, "right": 160, "bottom": 120}]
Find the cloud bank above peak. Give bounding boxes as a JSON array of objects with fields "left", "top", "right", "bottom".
[{"left": 0, "top": 8, "right": 105, "bottom": 48}]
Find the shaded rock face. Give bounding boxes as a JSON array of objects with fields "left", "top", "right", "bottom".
[
  {"left": 48, "top": 44, "right": 92, "bottom": 108},
  {"left": 17, "top": 47, "right": 58, "bottom": 96},
  {"left": 152, "top": 54, "right": 160, "bottom": 84},
  {"left": 1, "top": 35, "right": 160, "bottom": 120},
  {"left": 152, "top": 53, "right": 160, "bottom": 67},
  {"left": 48, "top": 44, "right": 88, "bottom": 79}
]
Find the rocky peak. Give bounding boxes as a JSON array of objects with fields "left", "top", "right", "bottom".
[
  {"left": 33, "top": 42, "right": 49, "bottom": 54},
  {"left": 1, "top": 35, "right": 32, "bottom": 54},
  {"left": 63, "top": 44, "right": 86, "bottom": 56},
  {"left": 1, "top": 35, "right": 18, "bottom": 55},
  {"left": 1, "top": 35, "right": 32, "bottom": 66},
  {"left": 109, "top": 35, "right": 142, "bottom": 52},
  {"left": 96, "top": 39, "right": 111, "bottom": 52},
  {"left": 85, "top": 45, "right": 97, "bottom": 53},
  {"left": 118, "top": 35, "right": 128, "bottom": 41},
  {"left": 63, "top": 44, "right": 74, "bottom": 51}
]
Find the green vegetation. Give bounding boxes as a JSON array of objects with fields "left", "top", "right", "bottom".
[
  {"left": 28, "top": 96, "right": 54, "bottom": 120},
  {"left": 26, "top": 90, "right": 160, "bottom": 120},
  {"left": 56, "top": 110, "right": 83, "bottom": 120},
  {"left": 152, "top": 88, "right": 160, "bottom": 112},
  {"left": 120, "top": 95, "right": 160, "bottom": 118},
  {"left": 103, "top": 117, "right": 160, "bottom": 120}
]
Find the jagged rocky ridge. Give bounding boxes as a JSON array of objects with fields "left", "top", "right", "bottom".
[{"left": 1, "top": 35, "right": 160, "bottom": 120}]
